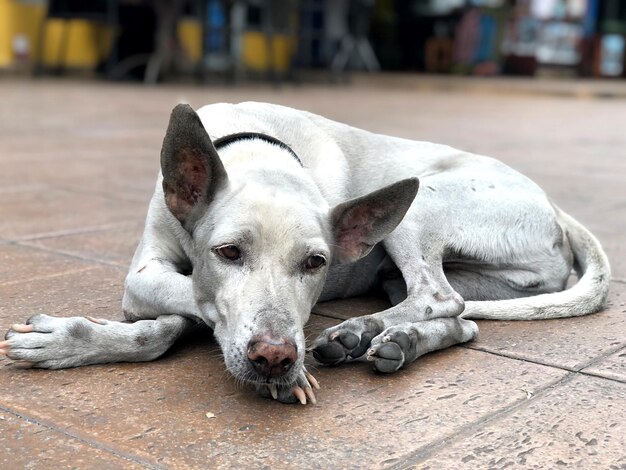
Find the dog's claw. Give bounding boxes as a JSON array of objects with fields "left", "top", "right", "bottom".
[
  {"left": 305, "top": 371, "right": 320, "bottom": 390},
  {"left": 11, "top": 324, "right": 34, "bottom": 333},
  {"left": 268, "top": 383, "right": 278, "bottom": 400},
  {"left": 304, "top": 386, "right": 317, "bottom": 405},
  {"left": 292, "top": 386, "right": 307, "bottom": 405}
]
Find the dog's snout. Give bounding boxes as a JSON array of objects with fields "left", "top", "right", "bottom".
[{"left": 247, "top": 335, "right": 297, "bottom": 378}]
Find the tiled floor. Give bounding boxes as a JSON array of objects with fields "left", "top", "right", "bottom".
[{"left": 0, "top": 76, "right": 624, "bottom": 469}]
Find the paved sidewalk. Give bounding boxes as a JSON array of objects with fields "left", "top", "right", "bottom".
[{"left": 0, "top": 77, "right": 624, "bottom": 469}]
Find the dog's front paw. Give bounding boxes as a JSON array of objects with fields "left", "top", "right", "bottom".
[
  {"left": 309, "top": 316, "right": 384, "bottom": 366},
  {"left": 365, "top": 319, "right": 479, "bottom": 373},
  {"left": 0, "top": 314, "right": 107, "bottom": 369},
  {"left": 366, "top": 324, "right": 420, "bottom": 373},
  {"left": 256, "top": 368, "right": 320, "bottom": 405}
]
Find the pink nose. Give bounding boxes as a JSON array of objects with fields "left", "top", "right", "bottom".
[{"left": 247, "top": 335, "right": 298, "bottom": 378}]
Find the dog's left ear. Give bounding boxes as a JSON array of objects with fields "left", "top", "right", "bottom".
[
  {"left": 331, "top": 178, "right": 419, "bottom": 264},
  {"left": 160, "top": 104, "right": 228, "bottom": 229}
]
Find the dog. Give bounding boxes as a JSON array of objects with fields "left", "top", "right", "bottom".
[{"left": 1, "top": 102, "right": 610, "bottom": 404}]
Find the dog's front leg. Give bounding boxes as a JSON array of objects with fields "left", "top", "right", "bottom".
[
  {"left": 311, "top": 242, "right": 478, "bottom": 371},
  {"left": 2, "top": 255, "right": 206, "bottom": 369},
  {"left": 365, "top": 318, "right": 477, "bottom": 373},
  {"left": 310, "top": 298, "right": 477, "bottom": 370},
  {"left": 1, "top": 314, "right": 194, "bottom": 369},
  {"left": 122, "top": 257, "right": 211, "bottom": 325}
]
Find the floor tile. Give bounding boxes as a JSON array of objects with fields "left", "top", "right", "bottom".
[
  {"left": 412, "top": 374, "right": 626, "bottom": 469},
  {"left": 0, "top": 188, "right": 145, "bottom": 240},
  {"left": 22, "top": 222, "right": 144, "bottom": 268},
  {"left": 598, "top": 230, "right": 626, "bottom": 281},
  {"left": 0, "top": 409, "right": 150, "bottom": 469},
  {"left": 0, "top": 150, "right": 158, "bottom": 203},
  {"left": 1, "top": 76, "right": 624, "bottom": 469},
  {"left": 0, "top": 318, "right": 567, "bottom": 469},
  {"left": 468, "top": 283, "right": 626, "bottom": 371},
  {"left": 0, "top": 264, "right": 126, "bottom": 331},
  {"left": 0, "top": 244, "right": 96, "bottom": 286},
  {"left": 582, "top": 347, "right": 626, "bottom": 382}
]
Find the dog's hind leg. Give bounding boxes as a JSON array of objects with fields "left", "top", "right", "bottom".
[{"left": 0, "top": 314, "right": 195, "bottom": 369}]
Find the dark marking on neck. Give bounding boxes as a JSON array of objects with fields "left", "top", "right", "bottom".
[{"left": 213, "top": 132, "right": 303, "bottom": 167}]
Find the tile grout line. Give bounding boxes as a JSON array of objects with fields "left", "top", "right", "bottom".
[
  {"left": 463, "top": 344, "right": 577, "bottom": 372},
  {"left": 390, "top": 371, "right": 578, "bottom": 470},
  {"left": 463, "top": 343, "right": 626, "bottom": 385},
  {"left": 13, "top": 219, "right": 141, "bottom": 242},
  {"left": 573, "top": 342, "right": 626, "bottom": 374},
  {"left": 0, "top": 265, "right": 100, "bottom": 288},
  {"left": 579, "top": 368, "right": 626, "bottom": 384},
  {"left": 0, "top": 403, "right": 164, "bottom": 469},
  {"left": 309, "top": 310, "right": 349, "bottom": 322},
  {"left": 7, "top": 240, "right": 129, "bottom": 272},
  {"left": 19, "top": 243, "right": 130, "bottom": 270},
  {"left": 56, "top": 185, "right": 151, "bottom": 204}
]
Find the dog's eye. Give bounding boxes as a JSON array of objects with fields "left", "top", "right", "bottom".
[
  {"left": 305, "top": 255, "right": 326, "bottom": 270},
  {"left": 216, "top": 245, "right": 241, "bottom": 261}
]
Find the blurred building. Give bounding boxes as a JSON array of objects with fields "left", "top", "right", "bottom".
[
  {"left": 370, "top": 0, "right": 626, "bottom": 78},
  {"left": 0, "top": 0, "right": 624, "bottom": 80}
]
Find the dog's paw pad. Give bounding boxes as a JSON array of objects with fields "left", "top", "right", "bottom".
[
  {"left": 311, "top": 336, "right": 348, "bottom": 365},
  {"left": 367, "top": 342, "right": 404, "bottom": 373},
  {"left": 330, "top": 330, "right": 359, "bottom": 348},
  {"left": 367, "top": 329, "right": 416, "bottom": 373},
  {"left": 310, "top": 318, "right": 383, "bottom": 365}
]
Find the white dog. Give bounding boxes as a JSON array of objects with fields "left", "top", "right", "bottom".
[{"left": 2, "top": 102, "right": 610, "bottom": 404}]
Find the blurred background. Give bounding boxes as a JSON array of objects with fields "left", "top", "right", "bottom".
[{"left": 0, "top": 0, "right": 625, "bottom": 83}]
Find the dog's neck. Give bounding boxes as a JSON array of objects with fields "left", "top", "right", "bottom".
[
  {"left": 213, "top": 133, "right": 302, "bottom": 169},
  {"left": 212, "top": 132, "right": 328, "bottom": 210}
]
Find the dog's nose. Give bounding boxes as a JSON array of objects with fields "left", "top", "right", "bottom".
[{"left": 247, "top": 335, "right": 298, "bottom": 378}]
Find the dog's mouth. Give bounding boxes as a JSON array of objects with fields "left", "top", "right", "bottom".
[
  {"left": 252, "top": 372, "right": 299, "bottom": 388},
  {"left": 242, "top": 357, "right": 304, "bottom": 386},
  {"left": 228, "top": 358, "right": 319, "bottom": 404}
]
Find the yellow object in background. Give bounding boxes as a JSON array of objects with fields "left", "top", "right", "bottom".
[
  {"left": 0, "top": 0, "right": 110, "bottom": 68},
  {"left": 39, "top": 19, "right": 112, "bottom": 68},
  {"left": 0, "top": 0, "right": 293, "bottom": 73},
  {"left": 0, "top": 0, "right": 44, "bottom": 67},
  {"left": 242, "top": 31, "right": 295, "bottom": 73},
  {"left": 178, "top": 19, "right": 202, "bottom": 64}
]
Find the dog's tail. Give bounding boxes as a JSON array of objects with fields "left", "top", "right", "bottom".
[{"left": 461, "top": 209, "right": 611, "bottom": 320}]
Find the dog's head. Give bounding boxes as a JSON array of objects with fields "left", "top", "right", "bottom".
[{"left": 160, "top": 104, "right": 418, "bottom": 387}]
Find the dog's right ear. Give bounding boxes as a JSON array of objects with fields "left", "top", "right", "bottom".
[{"left": 160, "top": 104, "right": 228, "bottom": 228}]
